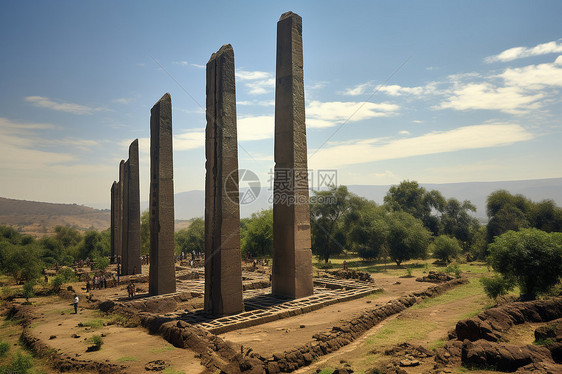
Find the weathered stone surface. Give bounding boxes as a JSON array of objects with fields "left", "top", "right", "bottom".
[
  {"left": 122, "top": 139, "right": 141, "bottom": 275},
  {"left": 110, "top": 181, "right": 117, "bottom": 261},
  {"left": 272, "top": 11, "right": 313, "bottom": 299},
  {"left": 121, "top": 159, "right": 129, "bottom": 273},
  {"left": 149, "top": 93, "right": 176, "bottom": 295},
  {"left": 116, "top": 161, "right": 125, "bottom": 260},
  {"left": 204, "top": 44, "right": 243, "bottom": 316}
]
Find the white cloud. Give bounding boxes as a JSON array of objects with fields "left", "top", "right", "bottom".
[
  {"left": 174, "top": 131, "right": 204, "bottom": 151},
  {"left": 238, "top": 116, "right": 274, "bottom": 141},
  {"left": 342, "top": 82, "right": 372, "bottom": 96},
  {"left": 439, "top": 83, "right": 544, "bottom": 114},
  {"left": 378, "top": 84, "right": 425, "bottom": 96},
  {"left": 499, "top": 57, "right": 562, "bottom": 89},
  {"left": 485, "top": 40, "right": 562, "bottom": 63},
  {"left": 309, "top": 123, "right": 534, "bottom": 168},
  {"left": 25, "top": 96, "right": 106, "bottom": 115},
  {"left": 113, "top": 97, "right": 135, "bottom": 104},
  {"left": 174, "top": 61, "right": 205, "bottom": 69},
  {"left": 343, "top": 82, "right": 427, "bottom": 97},
  {"left": 307, "top": 100, "right": 399, "bottom": 123},
  {"left": 399, "top": 130, "right": 410, "bottom": 135},
  {"left": 235, "top": 70, "right": 275, "bottom": 95}
]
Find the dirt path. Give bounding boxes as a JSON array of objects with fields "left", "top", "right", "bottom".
[{"left": 29, "top": 296, "right": 206, "bottom": 374}]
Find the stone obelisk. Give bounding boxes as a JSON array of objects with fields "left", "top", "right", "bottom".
[
  {"left": 117, "top": 161, "right": 125, "bottom": 262},
  {"left": 110, "top": 181, "right": 117, "bottom": 262},
  {"left": 121, "top": 159, "right": 129, "bottom": 274},
  {"left": 149, "top": 93, "right": 176, "bottom": 295},
  {"left": 204, "top": 44, "right": 244, "bottom": 316},
  {"left": 272, "top": 12, "right": 313, "bottom": 299},
  {"left": 122, "top": 139, "right": 141, "bottom": 275}
]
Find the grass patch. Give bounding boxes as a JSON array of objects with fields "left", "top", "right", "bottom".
[
  {"left": 410, "top": 278, "right": 484, "bottom": 310},
  {"left": 162, "top": 368, "right": 185, "bottom": 374},
  {"left": 428, "top": 339, "right": 446, "bottom": 351},
  {"left": 317, "top": 369, "right": 335, "bottom": 374},
  {"left": 117, "top": 356, "right": 138, "bottom": 362},
  {"left": 80, "top": 318, "right": 105, "bottom": 329},
  {"left": 150, "top": 346, "right": 176, "bottom": 353},
  {"left": 367, "top": 318, "right": 438, "bottom": 348}
]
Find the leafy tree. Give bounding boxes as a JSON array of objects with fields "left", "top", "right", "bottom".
[
  {"left": 441, "top": 198, "right": 479, "bottom": 249},
  {"left": 386, "top": 211, "right": 431, "bottom": 266},
  {"left": 430, "top": 235, "right": 462, "bottom": 263},
  {"left": 140, "top": 211, "right": 150, "bottom": 255},
  {"left": 345, "top": 198, "right": 387, "bottom": 260},
  {"left": 480, "top": 276, "right": 514, "bottom": 300},
  {"left": 22, "top": 281, "right": 35, "bottom": 302},
  {"left": 486, "top": 190, "right": 531, "bottom": 242},
  {"left": 175, "top": 218, "right": 204, "bottom": 256},
  {"left": 469, "top": 226, "right": 488, "bottom": 260},
  {"left": 53, "top": 225, "right": 82, "bottom": 248},
  {"left": 76, "top": 231, "right": 107, "bottom": 259},
  {"left": 529, "top": 200, "right": 562, "bottom": 233},
  {"left": 384, "top": 180, "right": 446, "bottom": 235},
  {"left": 488, "top": 228, "right": 562, "bottom": 299},
  {"left": 93, "top": 255, "right": 109, "bottom": 271},
  {"left": 310, "top": 185, "right": 352, "bottom": 263},
  {"left": 241, "top": 209, "right": 273, "bottom": 257},
  {"left": 4, "top": 244, "right": 43, "bottom": 284}
]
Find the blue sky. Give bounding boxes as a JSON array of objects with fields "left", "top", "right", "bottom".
[{"left": 1, "top": 1, "right": 561, "bottom": 208}]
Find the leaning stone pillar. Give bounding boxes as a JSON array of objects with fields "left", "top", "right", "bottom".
[
  {"left": 123, "top": 139, "right": 141, "bottom": 275},
  {"left": 117, "top": 161, "right": 125, "bottom": 262},
  {"left": 204, "top": 44, "right": 244, "bottom": 316},
  {"left": 272, "top": 12, "right": 313, "bottom": 299},
  {"left": 149, "top": 93, "right": 176, "bottom": 295}
]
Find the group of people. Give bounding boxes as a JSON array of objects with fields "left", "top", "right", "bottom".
[{"left": 85, "top": 273, "right": 115, "bottom": 292}]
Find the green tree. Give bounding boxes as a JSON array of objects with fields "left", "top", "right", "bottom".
[
  {"left": 430, "top": 235, "right": 462, "bottom": 263},
  {"left": 440, "top": 198, "right": 479, "bottom": 249},
  {"left": 76, "top": 231, "right": 106, "bottom": 259},
  {"left": 529, "top": 200, "right": 562, "bottom": 233},
  {"left": 4, "top": 244, "right": 43, "bottom": 284},
  {"left": 22, "top": 281, "right": 35, "bottom": 302},
  {"left": 175, "top": 218, "right": 204, "bottom": 256},
  {"left": 488, "top": 228, "right": 562, "bottom": 299},
  {"left": 386, "top": 211, "right": 431, "bottom": 266},
  {"left": 310, "top": 185, "right": 352, "bottom": 263},
  {"left": 53, "top": 225, "right": 82, "bottom": 248},
  {"left": 383, "top": 180, "right": 446, "bottom": 235},
  {"left": 486, "top": 190, "right": 531, "bottom": 242},
  {"left": 345, "top": 198, "right": 387, "bottom": 260},
  {"left": 241, "top": 209, "right": 273, "bottom": 257}
]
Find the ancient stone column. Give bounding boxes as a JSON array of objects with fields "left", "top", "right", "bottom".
[
  {"left": 110, "top": 181, "right": 117, "bottom": 262},
  {"left": 272, "top": 11, "right": 313, "bottom": 299},
  {"left": 117, "top": 161, "right": 125, "bottom": 262},
  {"left": 204, "top": 44, "right": 244, "bottom": 316},
  {"left": 121, "top": 159, "right": 129, "bottom": 274},
  {"left": 149, "top": 93, "right": 176, "bottom": 295},
  {"left": 123, "top": 139, "right": 142, "bottom": 275}
]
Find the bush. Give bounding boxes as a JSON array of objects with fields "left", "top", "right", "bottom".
[
  {"left": 22, "top": 281, "right": 34, "bottom": 302},
  {"left": 431, "top": 235, "right": 462, "bottom": 263},
  {"left": 92, "top": 256, "right": 109, "bottom": 271},
  {"left": 57, "top": 267, "right": 77, "bottom": 282},
  {"left": 445, "top": 263, "right": 462, "bottom": 278},
  {"left": 51, "top": 275, "right": 64, "bottom": 291},
  {"left": 488, "top": 228, "right": 562, "bottom": 299},
  {"left": 0, "top": 352, "right": 33, "bottom": 374},
  {"left": 90, "top": 335, "right": 103, "bottom": 351},
  {"left": 0, "top": 341, "right": 10, "bottom": 357},
  {"left": 480, "top": 275, "right": 514, "bottom": 300}
]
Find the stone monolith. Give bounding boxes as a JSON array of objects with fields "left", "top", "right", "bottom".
[
  {"left": 110, "top": 181, "right": 117, "bottom": 262},
  {"left": 149, "top": 93, "right": 176, "bottom": 295},
  {"left": 272, "top": 11, "right": 313, "bottom": 299},
  {"left": 122, "top": 139, "right": 141, "bottom": 275},
  {"left": 204, "top": 44, "right": 244, "bottom": 316}
]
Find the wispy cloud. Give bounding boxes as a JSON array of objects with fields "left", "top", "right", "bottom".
[
  {"left": 485, "top": 40, "right": 562, "bottom": 63},
  {"left": 235, "top": 70, "right": 275, "bottom": 95},
  {"left": 307, "top": 100, "right": 399, "bottom": 124},
  {"left": 309, "top": 123, "right": 534, "bottom": 168},
  {"left": 174, "top": 60, "right": 205, "bottom": 69},
  {"left": 25, "top": 96, "right": 106, "bottom": 115},
  {"left": 343, "top": 81, "right": 429, "bottom": 97},
  {"left": 238, "top": 115, "right": 274, "bottom": 141}
]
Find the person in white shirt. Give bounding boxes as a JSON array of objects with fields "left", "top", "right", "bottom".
[{"left": 73, "top": 295, "right": 79, "bottom": 314}]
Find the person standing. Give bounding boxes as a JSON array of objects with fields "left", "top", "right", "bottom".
[{"left": 73, "top": 295, "right": 79, "bottom": 314}]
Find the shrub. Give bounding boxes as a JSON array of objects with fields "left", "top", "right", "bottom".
[
  {"left": 92, "top": 256, "right": 109, "bottom": 271},
  {"left": 57, "top": 267, "right": 77, "bottom": 282},
  {"left": 431, "top": 235, "right": 462, "bottom": 263},
  {"left": 480, "top": 275, "right": 514, "bottom": 300},
  {"left": 445, "top": 263, "right": 462, "bottom": 278},
  {"left": 488, "top": 228, "right": 562, "bottom": 299},
  {"left": 90, "top": 335, "right": 103, "bottom": 350},
  {"left": 0, "top": 352, "right": 33, "bottom": 374},
  {"left": 22, "top": 281, "right": 34, "bottom": 302},
  {"left": 51, "top": 275, "right": 64, "bottom": 291},
  {"left": 0, "top": 341, "right": 10, "bottom": 357}
]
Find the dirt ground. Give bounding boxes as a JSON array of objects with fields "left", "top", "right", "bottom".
[{"left": 29, "top": 296, "right": 205, "bottom": 374}]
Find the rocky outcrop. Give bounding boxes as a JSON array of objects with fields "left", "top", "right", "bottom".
[{"left": 415, "top": 271, "right": 453, "bottom": 284}]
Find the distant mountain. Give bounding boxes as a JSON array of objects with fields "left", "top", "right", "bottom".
[
  {"left": 171, "top": 177, "right": 562, "bottom": 220},
  {"left": 0, "top": 197, "right": 110, "bottom": 236}
]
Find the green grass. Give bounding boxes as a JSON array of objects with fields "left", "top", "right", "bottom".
[
  {"left": 162, "top": 368, "right": 185, "bottom": 374},
  {"left": 150, "top": 346, "right": 176, "bottom": 353},
  {"left": 410, "top": 277, "right": 486, "bottom": 310},
  {"left": 80, "top": 318, "right": 105, "bottom": 329},
  {"left": 317, "top": 369, "right": 335, "bottom": 374},
  {"left": 366, "top": 319, "right": 438, "bottom": 348},
  {"left": 117, "top": 356, "right": 138, "bottom": 362}
]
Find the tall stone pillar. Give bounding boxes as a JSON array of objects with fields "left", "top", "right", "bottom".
[
  {"left": 149, "top": 93, "right": 176, "bottom": 295},
  {"left": 204, "top": 44, "right": 244, "bottom": 316},
  {"left": 123, "top": 139, "right": 142, "bottom": 275},
  {"left": 272, "top": 12, "right": 313, "bottom": 299},
  {"left": 121, "top": 159, "right": 129, "bottom": 274},
  {"left": 110, "top": 181, "right": 117, "bottom": 262},
  {"left": 117, "top": 161, "right": 125, "bottom": 262}
]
